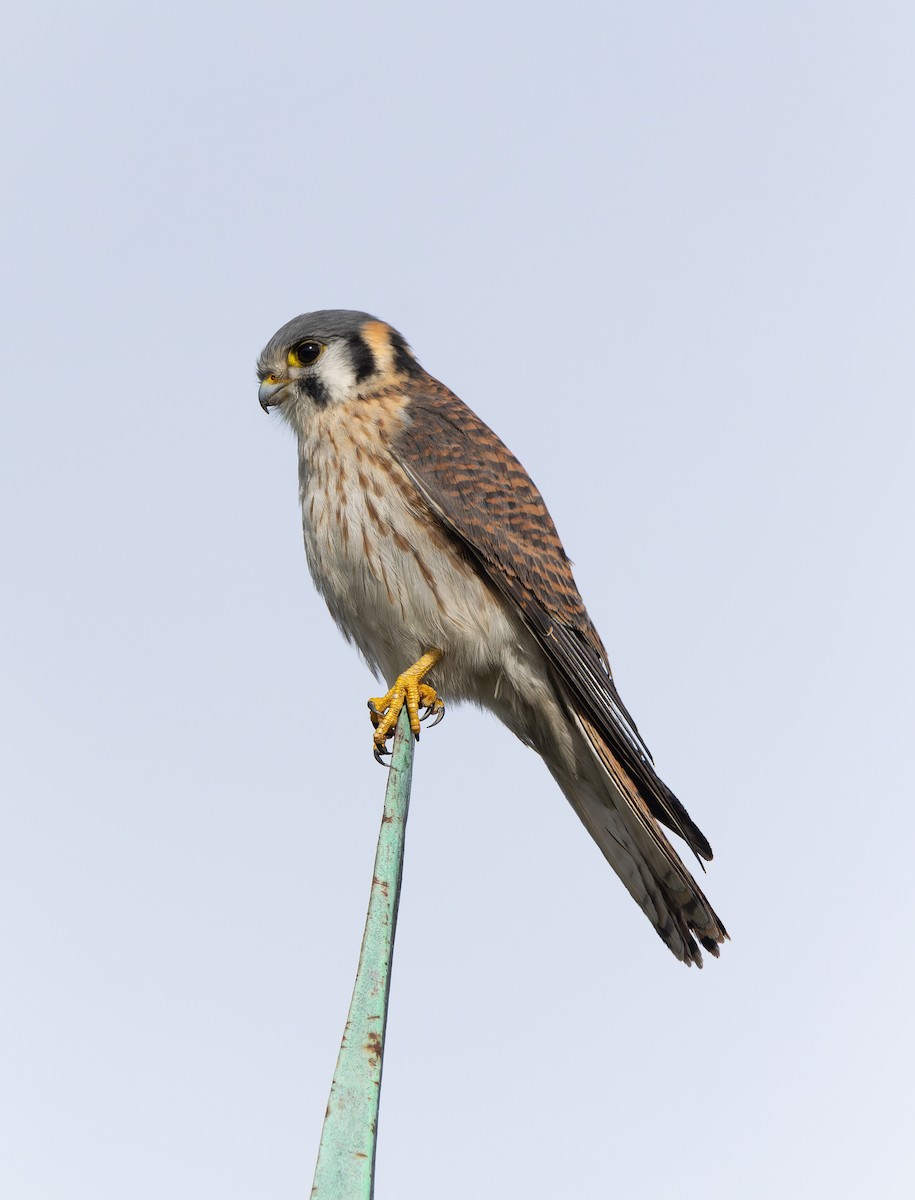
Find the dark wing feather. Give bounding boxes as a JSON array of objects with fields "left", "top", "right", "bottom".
[{"left": 391, "top": 381, "right": 713, "bottom": 862}]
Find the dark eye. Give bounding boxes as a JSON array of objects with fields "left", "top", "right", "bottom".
[{"left": 287, "top": 341, "right": 323, "bottom": 367}]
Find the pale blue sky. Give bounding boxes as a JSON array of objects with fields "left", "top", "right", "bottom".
[{"left": 2, "top": 3, "right": 914, "bottom": 1197}]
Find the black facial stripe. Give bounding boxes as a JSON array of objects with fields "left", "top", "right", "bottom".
[
  {"left": 389, "top": 330, "right": 417, "bottom": 376},
  {"left": 304, "top": 374, "right": 331, "bottom": 407},
  {"left": 347, "top": 332, "right": 376, "bottom": 384}
]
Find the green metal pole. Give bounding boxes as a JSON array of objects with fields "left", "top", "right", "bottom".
[{"left": 311, "top": 707, "right": 415, "bottom": 1199}]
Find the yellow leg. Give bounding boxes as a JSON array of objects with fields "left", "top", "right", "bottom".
[{"left": 368, "top": 649, "right": 445, "bottom": 762}]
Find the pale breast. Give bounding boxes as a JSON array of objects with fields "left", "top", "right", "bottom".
[{"left": 296, "top": 398, "right": 525, "bottom": 695}]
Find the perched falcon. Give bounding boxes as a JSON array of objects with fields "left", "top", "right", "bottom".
[{"left": 258, "top": 310, "right": 727, "bottom": 966}]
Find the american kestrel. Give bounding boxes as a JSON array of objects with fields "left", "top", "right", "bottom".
[{"left": 258, "top": 311, "right": 727, "bottom": 966}]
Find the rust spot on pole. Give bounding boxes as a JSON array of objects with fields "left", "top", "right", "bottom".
[{"left": 363, "top": 1030, "right": 383, "bottom": 1069}]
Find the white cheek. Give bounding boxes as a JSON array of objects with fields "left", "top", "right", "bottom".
[{"left": 317, "top": 342, "right": 357, "bottom": 403}]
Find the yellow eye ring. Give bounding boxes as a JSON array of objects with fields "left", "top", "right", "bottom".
[{"left": 287, "top": 340, "right": 324, "bottom": 368}]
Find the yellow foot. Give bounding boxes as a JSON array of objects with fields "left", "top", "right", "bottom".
[{"left": 368, "top": 650, "right": 445, "bottom": 763}]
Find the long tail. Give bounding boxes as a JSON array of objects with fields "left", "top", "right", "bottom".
[{"left": 548, "top": 699, "right": 728, "bottom": 967}]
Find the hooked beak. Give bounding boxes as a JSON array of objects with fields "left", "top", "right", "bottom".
[{"left": 258, "top": 378, "right": 289, "bottom": 413}]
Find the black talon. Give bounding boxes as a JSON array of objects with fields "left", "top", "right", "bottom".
[
  {"left": 373, "top": 745, "right": 390, "bottom": 766},
  {"left": 368, "top": 700, "right": 383, "bottom": 715},
  {"left": 428, "top": 706, "right": 445, "bottom": 728}
]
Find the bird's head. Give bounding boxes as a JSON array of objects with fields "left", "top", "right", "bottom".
[{"left": 257, "top": 310, "right": 419, "bottom": 424}]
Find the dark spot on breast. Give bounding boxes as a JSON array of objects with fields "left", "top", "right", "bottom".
[
  {"left": 364, "top": 493, "right": 385, "bottom": 533},
  {"left": 415, "top": 552, "right": 443, "bottom": 607}
]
